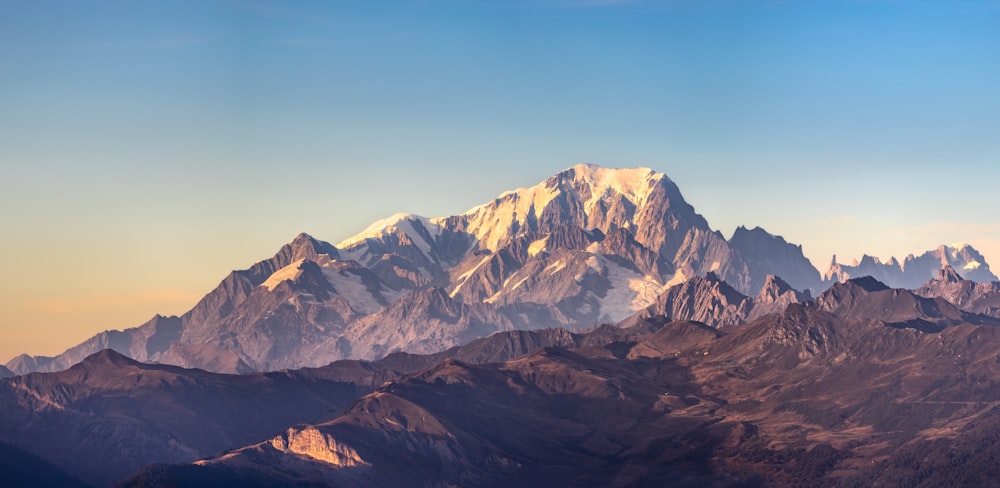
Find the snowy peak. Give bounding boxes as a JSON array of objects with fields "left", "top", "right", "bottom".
[
  {"left": 337, "top": 213, "right": 442, "bottom": 256},
  {"left": 824, "top": 244, "right": 997, "bottom": 290},
  {"left": 561, "top": 163, "right": 665, "bottom": 210},
  {"left": 456, "top": 164, "right": 709, "bottom": 258},
  {"left": 479, "top": 164, "right": 666, "bottom": 219},
  {"left": 331, "top": 164, "right": 709, "bottom": 281}
]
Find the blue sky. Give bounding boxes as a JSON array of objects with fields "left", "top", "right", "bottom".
[{"left": 1, "top": 0, "right": 998, "bottom": 361}]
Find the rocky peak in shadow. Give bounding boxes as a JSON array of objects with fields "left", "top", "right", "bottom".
[
  {"left": 915, "top": 265, "right": 1000, "bottom": 318},
  {"left": 728, "top": 225, "right": 822, "bottom": 294},
  {"left": 815, "top": 276, "right": 1000, "bottom": 332}
]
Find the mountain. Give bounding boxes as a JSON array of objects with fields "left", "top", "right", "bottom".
[
  {"left": 5, "top": 233, "right": 344, "bottom": 374},
  {"left": 724, "top": 225, "right": 823, "bottom": 295},
  {"left": 0, "top": 322, "right": 662, "bottom": 488},
  {"left": 10, "top": 164, "right": 996, "bottom": 376},
  {"left": 0, "top": 441, "right": 93, "bottom": 488},
  {"left": 824, "top": 244, "right": 997, "bottom": 290},
  {"left": 0, "top": 364, "right": 13, "bottom": 378},
  {"left": 914, "top": 266, "right": 1000, "bottom": 318},
  {"left": 10, "top": 164, "right": 839, "bottom": 375},
  {"left": 619, "top": 272, "right": 809, "bottom": 330},
  {"left": 0, "top": 349, "right": 375, "bottom": 487},
  {"left": 127, "top": 276, "right": 1000, "bottom": 487},
  {"left": 814, "top": 276, "right": 1000, "bottom": 332}
]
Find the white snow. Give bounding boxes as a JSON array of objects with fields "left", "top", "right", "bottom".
[
  {"left": 663, "top": 269, "right": 688, "bottom": 289},
  {"left": 964, "top": 260, "right": 982, "bottom": 271},
  {"left": 261, "top": 256, "right": 402, "bottom": 313},
  {"left": 528, "top": 237, "right": 548, "bottom": 257},
  {"left": 449, "top": 255, "right": 492, "bottom": 297},
  {"left": 261, "top": 259, "right": 306, "bottom": 291},
  {"left": 585, "top": 255, "right": 603, "bottom": 274},
  {"left": 336, "top": 212, "right": 442, "bottom": 257},
  {"left": 509, "top": 274, "right": 532, "bottom": 292},
  {"left": 545, "top": 259, "right": 567, "bottom": 275},
  {"left": 483, "top": 269, "right": 532, "bottom": 304},
  {"left": 457, "top": 164, "right": 665, "bottom": 251},
  {"left": 572, "top": 164, "right": 663, "bottom": 215},
  {"left": 458, "top": 183, "right": 560, "bottom": 250},
  {"left": 596, "top": 255, "right": 667, "bottom": 323},
  {"left": 320, "top": 267, "right": 387, "bottom": 315}
]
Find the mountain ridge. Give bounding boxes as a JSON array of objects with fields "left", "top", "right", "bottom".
[
  {"left": 7, "top": 164, "right": 997, "bottom": 375},
  {"left": 116, "top": 273, "right": 1000, "bottom": 487}
]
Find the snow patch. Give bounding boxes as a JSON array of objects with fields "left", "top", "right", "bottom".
[
  {"left": 320, "top": 267, "right": 388, "bottom": 315},
  {"left": 596, "top": 256, "right": 667, "bottom": 322},
  {"left": 664, "top": 269, "right": 688, "bottom": 289},
  {"left": 449, "top": 255, "right": 492, "bottom": 297},
  {"left": 528, "top": 237, "right": 548, "bottom": 257},
  {"left": 964, "top": 260, "right": 982, "bottom": 271},
  {"left": 545, "top": 259, "right": 567, "bottom": 275},
  {"left": 509, "top": 274, "right": 532, "bottom": 292},
  {"left": 261, "top": 259, "right": 306, "bottom": 291},
  {"left": 585, "top": 255, "right": 603, "bottom": 274}
]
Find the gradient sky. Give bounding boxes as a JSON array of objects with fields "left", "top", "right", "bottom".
[{"left": 1, "top": 0, "right": 998, "bottom": 363}]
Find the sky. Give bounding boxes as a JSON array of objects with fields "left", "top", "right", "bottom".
[{"left": 1, "top": 0, "right": 998, "bottom": 363}]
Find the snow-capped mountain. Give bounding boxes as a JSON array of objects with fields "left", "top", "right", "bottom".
[
  {"left": 824, "top": 244, "right": 997, "bottom": 290},
  {"left": 5, "top": 164, "right": 993, "bottom": 374}
]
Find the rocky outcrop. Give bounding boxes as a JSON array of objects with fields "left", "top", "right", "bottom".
[
  {"left": 814, "top": 276, "right": 1000, "bottom": 332},
  {"left": 621, "top": 273, "right": 755, "bottom": 329},
  {"left": 269, "top": 427, "right": 367, "bottom": 467},
  {"left": 621, "top": 272, "right": 814, "bottom": 330},
  {"left": 914, "top": 266, "right": 1000, "bottom": 318}
]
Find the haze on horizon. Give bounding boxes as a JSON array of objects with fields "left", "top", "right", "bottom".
[{"left": 1, "top": 0, "right": 998, "bottom": 363}]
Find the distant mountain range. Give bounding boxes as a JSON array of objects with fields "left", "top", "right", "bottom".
[
  {"left": 6, "top": 270, "right": 1000, "bottom": 486},
  {"left": 6, "top": 164, "right": 996, "bottom": 375},
  {"left": 825, "top": 244, "right": 996, "bottom": 289}
]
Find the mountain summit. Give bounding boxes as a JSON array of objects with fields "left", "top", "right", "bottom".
[{"left": 6, "top": 164, "right": 994, "bottom": 374}]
